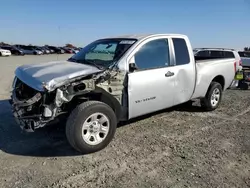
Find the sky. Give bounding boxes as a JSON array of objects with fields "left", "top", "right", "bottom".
[{"left": 0, "top": 0, "right": 250, "bottom": 49}]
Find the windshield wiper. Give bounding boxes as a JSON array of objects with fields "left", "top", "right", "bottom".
[
  {"left": 68, "top": 58, "right": 105, "bottom": 70},
  {"left": 83, "top": 60, "right": 105, "bottom": 70}
]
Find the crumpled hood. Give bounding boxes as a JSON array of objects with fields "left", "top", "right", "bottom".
[{"left": 15, "top": 60, "right": 102, "bottom": 92}]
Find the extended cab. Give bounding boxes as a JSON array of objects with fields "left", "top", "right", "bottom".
[{"left": 10, "top": 34, "right": 237, "bottom": 153}]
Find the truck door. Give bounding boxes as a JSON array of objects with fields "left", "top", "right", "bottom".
[
  {"left": 171, "top": 38, "right": 196, "bottom": 105},
  {"left": 127, "top": 38, "right": 177, "bottom": 119}
]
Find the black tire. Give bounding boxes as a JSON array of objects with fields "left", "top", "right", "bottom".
[
  {"left": 66, "top": 101, "right": 117, "bottom": 154},
  {"left": 201, "top": 82, "right": 223, "bottom": 111},
  {"left": 0, "top": 52, "right": 2, "bottom": 56}
]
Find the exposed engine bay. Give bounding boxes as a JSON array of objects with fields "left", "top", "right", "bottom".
[{"left": 10, "top": 69, "right": 126, "bottom": 132}]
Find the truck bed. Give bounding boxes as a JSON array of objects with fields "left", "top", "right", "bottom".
[
  {"left": 194, "top": 56, "right": 231, "bottom": 61},
  {"left": 191, "top": 58, "right": 236, "bottom": 99}
]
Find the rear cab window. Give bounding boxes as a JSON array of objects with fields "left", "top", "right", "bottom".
[
  {"left": 210, "top": 50, "right": 224, "bottom": 58},
  {"left": 196, "top": 50, "right": 210, "bottom": 57},
  {"left": 224, "top": 51, "right": 235, "bottom": 58},
  {"left": 172, "top": 38, "right": 190, "bottom": 65}
]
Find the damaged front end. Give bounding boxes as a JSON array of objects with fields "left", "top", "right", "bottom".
[
  {"left": 10, "top": 77, "right": 57, "bottom": 132},
  {"left": 9, "top": 74, "right": 94, "bottom": 132},
  {"left": 9, "top": 69, "right": 126, "bottom": 132}
]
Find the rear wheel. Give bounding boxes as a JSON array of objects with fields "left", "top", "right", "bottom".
[
  {"left": 201, "top": 82, "right": 222, "bottom": 111},
  {"left": 0, "top": 52, "right": 2, "bottom": 56},
  {"left": 66, "top": 101, "right": 117, "bottom": 154}
]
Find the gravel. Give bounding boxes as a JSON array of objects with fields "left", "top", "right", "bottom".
[{"left": 0, "top": 55, "right": 249, "bottom": 188}]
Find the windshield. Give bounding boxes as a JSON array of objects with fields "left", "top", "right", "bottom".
[{"left": 68, "top": 38, "right": 137, "bottom": 69}]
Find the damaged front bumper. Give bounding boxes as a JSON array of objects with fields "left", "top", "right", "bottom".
[
  {"left": 9, "top": 91, "right": 45, "bottom": 132},
  {"left": 9, "top": 86, "right": 60, "bottom": 132}
]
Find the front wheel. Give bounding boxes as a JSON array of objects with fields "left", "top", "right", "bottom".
[
  {"left": 66, "top": 101, "right": 117, "bottom": 154},
  {"left": 201, "top": 82, "right": 223, "bottom": 111}
]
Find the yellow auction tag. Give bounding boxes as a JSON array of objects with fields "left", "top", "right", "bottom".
[{"left": 235, "top": 72, "right": 244, "bottom": 80}]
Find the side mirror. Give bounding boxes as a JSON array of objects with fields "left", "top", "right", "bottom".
[
  {"left": 129, "top": 63, "right": 137, "bottom": 72},
  {"left": 128, "top": 56, "right": 138, "bottom": 72}
]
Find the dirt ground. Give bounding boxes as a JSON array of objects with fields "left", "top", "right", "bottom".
[{"left": 0, "top": 55, "right": 250, "bottom": 188}]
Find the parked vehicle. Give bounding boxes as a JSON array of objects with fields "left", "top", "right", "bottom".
[
  {"left": 62, "top": 47, "right": 80, "bottom": 54},
  {"left": 193, "top": 48, "right": 242, "bottom": 71},
  {"left": 15, "top": 45, "right": 43, "bottom": 55},
  {"left": 47, "top": 46, "right": 65, "bottom": 54},
  {"left": 39, "top": 46, "right": 50, "bottom": 54},
  {"left": 0, "top": 46, "right": 24, "bottom": 55},
  {"left": 62, "top": 47, "right": 74, "bottom": 54},
  {"left": 34, "top": 46, "right": 46, "bottom": 54},
  {"left": 72, "top": 48, "right": 79, "bottom": 54},
  {"left": 0, "top": 48, "right": 11, "bottom": 56},
  {"left": 10, "top": 34, "right": 237, "bottom": 154},
  {"left": 238, "top": 51, "right": 250, "bottom": 67},
  {"left": 42, "top": 46, "right": 54, "bottom": 54}
]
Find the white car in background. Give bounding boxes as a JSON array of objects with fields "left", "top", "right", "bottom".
[{"left": 0, "top": 48, "right": 11, "bottom": 56}]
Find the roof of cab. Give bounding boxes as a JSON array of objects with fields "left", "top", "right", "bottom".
[{"left": 101, "top": 33, "right": 187, "bottom": 41}]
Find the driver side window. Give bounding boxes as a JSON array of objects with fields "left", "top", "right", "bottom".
[{"left": 133, "top": 39, "right": 170, "bottom": 70}]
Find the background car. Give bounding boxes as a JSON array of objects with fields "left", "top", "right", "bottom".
[
  {"left": 0, "top": 48, "right": 11, "bottom": 56},
  {"left": 33, "top": 46, "right": 46, "bottom": 54},
  {"left": 15, "top": 45, "right": 43, "bottom": 55},
  {"left": 62, "top": 47, "right": 74, "bottom": 54},
  {"left": 46, "top": 46, "right": 65, "bottom": 54},
  {"left": 39, "top": 46, "right": 50, "bottom": 54},
  {"left": 0, "top": 46, "right": 24, "bottom": 55},
  {"left": 72, "top": 48, "right": 79, "bottom": 54},
  {"left": 63, "top": 47, "right": 79, "bottom": 54}
]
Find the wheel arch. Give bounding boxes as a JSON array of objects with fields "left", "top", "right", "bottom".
[
  {"left": 74, "top": 88, "right": 122, "bottom": 121},
  {"left": 210, "top": 75, "right": 225, "bottom": 90},
  {"left": 202, "top": 75, "right": 225, "bottom": 98}
]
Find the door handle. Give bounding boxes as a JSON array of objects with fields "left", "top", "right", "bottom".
[{"left": 165, "top": 71, "right": 174, "bottom": 77}]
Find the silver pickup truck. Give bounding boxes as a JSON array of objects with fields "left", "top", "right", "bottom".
[{"left": 10, "top": 34, "right": 237, "bottom": 153}]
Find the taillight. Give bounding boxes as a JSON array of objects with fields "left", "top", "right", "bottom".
[
  {"left": 239, "top": 59, "right": 242, "bottom": 66},
  {"left": 234, "top": 62, "right": 236, "bottom": 72}
]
